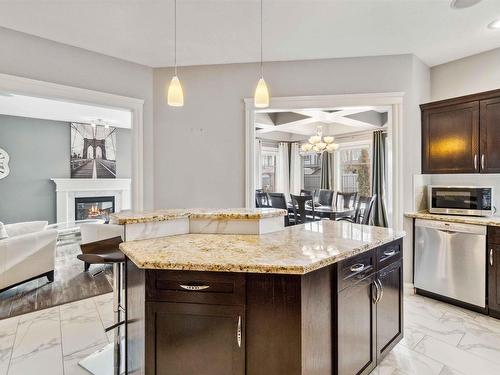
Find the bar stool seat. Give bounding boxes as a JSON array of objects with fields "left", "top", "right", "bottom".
[{"left": 77, "top": 251, "right": 125, "bottom": 264}]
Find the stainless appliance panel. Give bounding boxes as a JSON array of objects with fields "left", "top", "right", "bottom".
[{"left": 414, "top": 219, "right": 486, "bottom": 308}]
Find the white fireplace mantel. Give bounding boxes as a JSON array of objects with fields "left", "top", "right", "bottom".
[{"left": 51, "top": 178, "right": 131, "bottom": 223}]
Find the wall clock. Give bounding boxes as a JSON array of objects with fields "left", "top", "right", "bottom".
[{"left": 0, "top": 148, "right": 10, "bottom": 180}]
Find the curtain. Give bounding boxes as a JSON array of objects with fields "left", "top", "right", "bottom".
[
  {"left": 254, "top": 139, "right": 263, "bottom": 190},
  {"left": 320, "top": 152, "right": 334, "bottom": 190},
  {"left": 289, "top": 143, "right": 302, "bottom": 195},
  {"left": 372, "top": 130, "right": 388, "bottom": 227},
  {"left": 276, "top": 142, "right": 290, "bottom": 197}
]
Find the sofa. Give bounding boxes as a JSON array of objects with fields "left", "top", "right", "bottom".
[{"left": 0, "top": 221, "right": 58, "bottom": 291}]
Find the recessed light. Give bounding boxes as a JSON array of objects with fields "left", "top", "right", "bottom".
[
  {"left": 450, "top": 0, "right": 482, "bottom": 9},
  {"left": 488, "top": 19, "right": 500, "bottom": 29}
]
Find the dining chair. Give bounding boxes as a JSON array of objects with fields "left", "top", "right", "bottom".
[
  {"left": 317, "top": 189, "right": 334, "bottom": 206},
  {"left": 336, "top": 195, "right": 377, "bottom": 225},
  {"left": 268, "top": 192, "right": 294, "bottom": 226},
  {"left": 290, "top": 194, "right": 319, "bottom": 224},
  {"left": 300, "top": 189, "right": 314, "bottom": 197},
  {"left": 336, "top": 191, "right": 358, "bottom": 209},
  {"left": 255, "top": 191, "right": 270, "bottom": 208}
]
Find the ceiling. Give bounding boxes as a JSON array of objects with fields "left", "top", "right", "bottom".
[
  {"left": 0, "top": 93, "right": 131, "bottom": 128},
  {"left": 0, "top": 1, "right": 499, "bottom": 68},
  {"left": 255, "top": 106, "right": 389, "bottom": 141}
]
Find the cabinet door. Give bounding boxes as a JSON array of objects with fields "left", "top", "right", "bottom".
[
  {"left": 480, "top": 98, "right": 500, "bottom": 173},
  {"left": 376, "top": 260, "right": 403, "bottom": 360},
  {"left": 146, "top": 302, "right": 245, "bottom": 375},
  {"left": 422, "top": 102, "right": 479, "bottom": 174},
  {"left": 337, "top": 274, "right": 376, "bottom": 375},
  {"left": 488, "top": 245, "right": 500, "bottom": 317}
]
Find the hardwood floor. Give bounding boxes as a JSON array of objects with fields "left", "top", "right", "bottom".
[{"left": 0, "top": 243, "right": 113, "bottom": 319}]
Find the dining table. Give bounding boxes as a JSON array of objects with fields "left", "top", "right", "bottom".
[{"left": 287, "top": 203, "right": 356, "bottom": 220}]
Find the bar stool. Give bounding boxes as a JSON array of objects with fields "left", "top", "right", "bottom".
[{"left": 77, "top": 236, "right": 125, "bottom": 375}]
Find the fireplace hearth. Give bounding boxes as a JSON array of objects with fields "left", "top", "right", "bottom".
[{"left": 75, "top": 196, "right": 115, "bottom": 221}]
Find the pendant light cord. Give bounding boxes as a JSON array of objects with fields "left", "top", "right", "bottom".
[
  {"left": 260, "top": 0, "right": 263, "bottom": 78},
  {"left": 174, "top": 0, "right": 177, "bottom": 76}
]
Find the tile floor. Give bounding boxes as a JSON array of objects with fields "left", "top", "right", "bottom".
[{"left": 1, "top": 288, "right": 500, "bottom": 374}]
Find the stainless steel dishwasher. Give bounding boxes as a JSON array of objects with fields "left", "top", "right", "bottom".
[{"left": 414, "top": 218, "right": 486, "bottom": 308}]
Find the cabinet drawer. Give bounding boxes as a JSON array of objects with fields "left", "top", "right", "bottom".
[
  {"left": 337, "top": 249, "right": 376, "bottom": 292},
  {"left": 377, "top": 240, "right": 402, "bottom": 268},
  {"left": 146, "top": 270, "right": 245, "bottom": 306},
  {"left": 488, "top": 226, "right": 500, "bottom": 245}
]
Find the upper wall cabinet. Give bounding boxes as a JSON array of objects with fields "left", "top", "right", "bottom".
[{"left": 421, "top": 89, "right": 500, "bottom": 174}]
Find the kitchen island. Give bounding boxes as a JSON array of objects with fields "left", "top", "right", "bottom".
[{"left": 120, "top": 219, "right": 405, "bottom": 375}]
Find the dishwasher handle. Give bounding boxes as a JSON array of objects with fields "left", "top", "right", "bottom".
[{"left": 415, "top": 219, "right": 486, "bottom": 235}]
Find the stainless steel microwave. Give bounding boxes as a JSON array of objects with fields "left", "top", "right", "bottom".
[{"left": 428, "top": 186, "right": 494, "bottom": 217}]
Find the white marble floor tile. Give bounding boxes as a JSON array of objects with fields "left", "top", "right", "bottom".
[
  {"left": 414, "top": 336, "right": 500, "bottom": 375},
  {"left": 10, "top": 307, "right": 61, "bottom": 361},
  {"left": 474, "top": 313, "right": 500, "bottom": 334},
  {"left": 400, "top": 327, "right": 426, "bottom": 349},
  {"left": 60, "top": 298, "right": 108, "bottom": 357},
  {"left": 94, "top": 293, "right": 114, "bottom": 329},
  {"left": 8, "top": 345, "right": 63, "bottom": 375},
  {"left": 405, "top": 310, "right": 465, "bottom": 346},
  {"left": 0, "top": 317, "right": 19, "bottom": 375},
  {"left": 63, "top": 343, "right": 103, "bottom": 375},
  {"left": 439, "top": 366, "right": 467, "bottom": 375},
  {"left": 379, "top": 343, "right": 444, "bottom": 375}
]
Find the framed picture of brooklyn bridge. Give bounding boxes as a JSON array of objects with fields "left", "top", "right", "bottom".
[{"left": 70, "top": 123, "right": 117, "bottom": 179}]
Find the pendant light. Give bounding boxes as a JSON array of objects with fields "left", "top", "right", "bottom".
[
  {"left": 254, "top": 0, "right": 270, "bottom": 108},
  {"left": 167, "top": 0, "right": 184, "bottom": 107}
]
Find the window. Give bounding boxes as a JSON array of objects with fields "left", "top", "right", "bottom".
[
  {"left": 261, "top": 147, "right": 277, "bottom": 192},
  {"left": 338, "top": 144, "right": 371, "bottom": 196},
  {"left": 302, "top": 153, "right": 321, "bottom": 192}
]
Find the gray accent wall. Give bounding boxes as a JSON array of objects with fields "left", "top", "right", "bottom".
[
  {"left": 0, "top": 115, "right": 132, "bottom": 224},
  {"left": 0, "top": 115, "right": 70, "bottom": 224}
]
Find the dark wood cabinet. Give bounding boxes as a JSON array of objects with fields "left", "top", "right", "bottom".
[
  {"left": 488, "top": 245, "right": 500, "bottom": 318},
  {"left": 421, "top": 101, "right": 479, "bottom": 174},
  {"left": 480, "top": 98, "right": 500, "bottom": 173},
  {"left": 335, "top": 240, "right": 403, "bottom": 375},
  {"left": 376, "top": 260, "right": 403, "bottom": 358},
  {"left": 146, "top": 302, "right": 245, "bottom": 375},
  {"left": 337, "top": 273, "right": 377, "bottom": 375},
  {"left": 421, "top": 89, "right": 500, "bottom": 174}
]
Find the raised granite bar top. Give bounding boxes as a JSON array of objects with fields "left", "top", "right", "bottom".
[
  {"left": 119, "top": 220, "right": 405, "bottom": 274},
  {"left": 111, "top": 208, "right": 287, "bottom": 225},
  {"left": 405, "top": 210, "right": 500, "bottom": 227}
]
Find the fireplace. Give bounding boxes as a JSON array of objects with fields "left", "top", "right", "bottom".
[{"left": 75, "top": 196, "right": 115, "bottom": 221}]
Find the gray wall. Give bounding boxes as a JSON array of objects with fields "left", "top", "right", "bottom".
[
  {"left": 0, "top": 115, "right": 132, "bottom": 224},
  {"left": 0, "top": 115, "right": 69, "bottom": 224},
  {"left": 153, "top": 54, "right": 431, "bottom": 282},
  {"left": 431, "top": 47, "right": 500, "bottom": 101},
  {"left": 0, "top": 26, "right": 154, "bottom": 209}
]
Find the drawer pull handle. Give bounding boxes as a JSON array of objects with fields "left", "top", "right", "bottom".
[
  {"left": 179, "top": 284, "right": 210, "bottom": 291},
  {"left": 490, "top": 249, "right": 494, "bottom": 267},
  {"left": 237, "top": 315, "right": 242, "bottom": 348},
  {"left": 383, "top": 249, "right": 396, "bottom": 257},
  {"left": 350, "top": 263, "right": 365, "bottom": 273}
]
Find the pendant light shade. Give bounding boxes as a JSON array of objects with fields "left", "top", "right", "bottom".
[
  {"left": 254, "top": 0, "right": 270, "bottom": 108},
  {"left": 167, "top": 75, "right": 184, "bottom": 107},
  {"left": 254, "top": 77, "right": 269, "bottom": 108},
  {"left": 167, "top": 0, "right": 184, "bottom": 107}
]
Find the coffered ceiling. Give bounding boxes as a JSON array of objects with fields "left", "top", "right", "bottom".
[{"left": 0, "top": 0, "right": 499, "bottom": 68}]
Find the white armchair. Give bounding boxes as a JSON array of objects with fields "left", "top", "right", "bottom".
[{"left": 0, "top": 221, "right": 57, "bottom": 291}]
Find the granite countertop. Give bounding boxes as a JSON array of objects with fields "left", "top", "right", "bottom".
[
  {"left": 119, "top": 220, "right": 405, "bottom": 274},
  {"left": 405, "top": 210, "right": 500, "bottom": 227},
  {"left": 111, "top": 208, "right": 287, "bottom": 225}
]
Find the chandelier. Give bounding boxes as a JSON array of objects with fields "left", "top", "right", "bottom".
[{"left": 300, "top": 126, "right": 339, "bottom": 154}]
